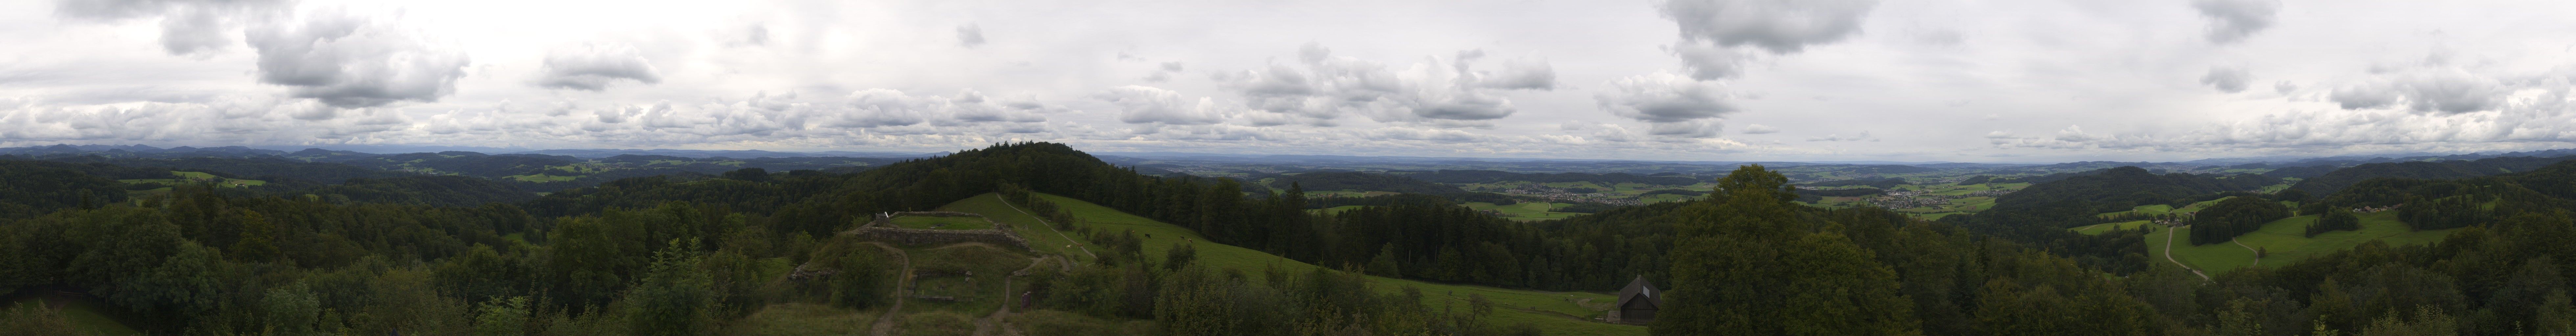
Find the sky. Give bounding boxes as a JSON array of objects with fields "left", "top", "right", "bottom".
[{"left": 2, "top": 0, "right": 2574, "bottom": 162}]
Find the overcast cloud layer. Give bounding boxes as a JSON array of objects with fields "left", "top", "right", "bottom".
[{"left": 4, "top": 0, "right": 2574, "bottom": 162}]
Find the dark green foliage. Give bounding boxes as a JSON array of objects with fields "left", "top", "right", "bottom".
[
  {"left": 50, "top": 156, "right": 418, "bottom": 184},
  {"left": 1794, "top": 187, "right": 1885, "bottom": 202},
  {"left": 2291, "top": 156, "right": 2576, "bottom": 195},
  {"left": 2187, "top": 196, "right": 2291, "bottom": 245},
  {"left": 0, "top": 160, "right": 128, "bottom": 218},
  {"left": 2396, "top": 190, "right": 2495, "bottom": 231},
  {"left": 1164, "top": 242, "right": 1198, "bottom": 271},
  {"left": 2263, "top": 165, "right": 2340, "bottom": 179},
  {"left": 2276, "top": 188, "right": 2311, "bottom": 203},
  {"left": 297, "top": 175, "right": 535, "bottom": 207},
  {"left": 2308, "top": 208, "right": 2362, "bottom": 237},
  {"left": 1653, "top": 165, "right": 1921, "bottom": 335},
  {"left": 1639, "top": 188, "right": 1708, "bottom": 197},
  {"left": 624, "top": 240, "right": 717, "bottom": 336},
  {"left": 721, "top": 167, "right": 770, "bottom": 182}
]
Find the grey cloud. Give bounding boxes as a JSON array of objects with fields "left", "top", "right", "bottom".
[
  {"left": 1659, "top": 0, "right": 1879, "bottom": 53},
  {"left": 1806, "top": 131, "right": 1876, "bottom": 142},
  {"left": 158, "top": 6, "right": 237, "bottom": 55},
  {"left": 1099, "top": 85, "right": 1228, "bottom": 125},
  {"left": 1595, "top": 72, "right": 1738, "bottom": 123},
  {"left": 1221, "top": 44, "right": 1550, "bottom": 125},
  {"left": 2329, "top": 70, "right": 2506, "bottom": 114},
  {"left": 55, "top": 0, "right": 288, "bottom": 55},
  {"left": 2194, "top": 0, "right": 2281, "bottom": 44},
  {"left": 835, "top": 89, "right": 931, "bottom": 128},
  {"left": 1649, "top": 120, "right": 1723, "bottom": 138},
  {"left": 2275, "top": 80, "right": 2298, "bottom": 94},
  {"left": 2330, "top": 84, "right": 2399, "bottom": 110},
  {"left": 956, "top": 24, "right": 985, "bottom": 47},
  {"left": 943, "top": 90, "right": 1050, "bottom": 124},
  {"left": 1742, "top": 124, "right": 1778, "bottom": 134},
  {"left": 1160, "top": 62, "right": 1184, "bottom": 72},
  {"left": 1480, "top": 60, "right": 1556, "bottom": 90},
  {"left": 246, "top": 10, "right": 471, "bottom": 109},
  {"left": 2201, "top": 66, "right": 2250, "bottom": 93},
  {"left": 535, "top": 44, "right": 662, "bottom": 91},
  {"left": 1671, "top": 41, "right": 1747, "bottom": 80}
]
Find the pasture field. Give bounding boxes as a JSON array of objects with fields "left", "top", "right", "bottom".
[
  {"left": 948, "top": 193, "right": 1645, "bottom": 336},
  {"left": 2130, "top": 210, "right": 2457, "bottom": 275},
  {"left": 2072, "top": 220, "right": 2156, "bottom": 235}
]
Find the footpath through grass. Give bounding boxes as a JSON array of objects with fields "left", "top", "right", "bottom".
[
  {"left": 943, "top": 192, "right": 1644, "bottom": 336},
  {"left": 2141, "top": 210, "right": 2458, "bottom": 275}
]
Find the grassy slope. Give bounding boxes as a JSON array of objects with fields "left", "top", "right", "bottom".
[
  {"left": 2072, "top": 220, "right": 2154, "bottom": 235},
  {"left": 6, "top": 298, "right": 142, "bottom": 335},
  {"left": 939, "top": 194, "right": 1093, "bottom": 264},
  {"left": 887, "top": 216, "right": 994, "bottom": 230},
  {"left": 944, "top": 193, "right": 1644, "bottom": 336},
  {"left": 2141, "top": 210, "right": 2456, "bottom": 275}
]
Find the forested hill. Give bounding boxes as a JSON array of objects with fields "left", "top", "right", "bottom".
[
  {"left": 0, "top": 160, "right": 130, "bottom": 218},
  {"left": 1977, "top": 166, "right": 2278, "bottom": 225},
  {"left": 1266, "top": 171, "right": 1469, "bottom": 194},
  {"left": 2291, "top": 155, "right": 2576, "bottom": 195},
  {"left": 45, "top": 156, "right": 419, "bottom": 184}
]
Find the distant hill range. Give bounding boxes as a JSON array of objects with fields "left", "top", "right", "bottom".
[{"left": 2289, "top": 155, "right": 2576, "bottom": 195}]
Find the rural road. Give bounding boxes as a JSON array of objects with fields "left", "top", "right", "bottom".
[
  {"left": 2231, "top": 239, "right": 2261, "bottom": 267},
  {"left": 2165, "top": 226, "right": 2211, "bottom": 281}
]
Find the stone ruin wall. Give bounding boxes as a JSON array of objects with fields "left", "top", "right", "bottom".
[{"left": 851, "top": 212, "right": 1030, "bottom": 250}]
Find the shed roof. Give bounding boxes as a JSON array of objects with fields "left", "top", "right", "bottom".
[{"left": 1615, "top": 275, "right": 1661, "bottom": 308}]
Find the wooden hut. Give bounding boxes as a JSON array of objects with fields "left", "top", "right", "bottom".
[{"left": 1609, "top": 275, "right": 1660, "bottom": 324}]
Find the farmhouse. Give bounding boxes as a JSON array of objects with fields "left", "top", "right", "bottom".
[{"left": 1609, "top": 275, "right": 1661, "bottom": 324}]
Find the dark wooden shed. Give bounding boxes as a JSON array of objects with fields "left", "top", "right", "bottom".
[{"left": 1612, "top": 275, "right": 1660, "bottom": 324}]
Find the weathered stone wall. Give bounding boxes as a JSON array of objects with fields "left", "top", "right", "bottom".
[
  {"left": 850, "top": 226, "right": 1029, "bottom": 249},
  {"left": 861, "top": 211, "right": 988, "bottom": 228},
  {"left": 851, "top": 212, "right": 1029, "bottom": 249}
]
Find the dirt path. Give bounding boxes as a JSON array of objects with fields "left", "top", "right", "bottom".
[
  {"left": 862, "top": 242, "right": 913, "bottom": 336},
  {"left": 998, "top": 195, "right": 1098, "bottom": 260},
  {"left": 2164, "top": 226, "right": 2212, "bottom": 281},
  {"left": 2232, "top": 239, "right": 2261, "bottom": 267},
  {"left": 971, "top": 257, "right": 1054, "bottom": 336}
]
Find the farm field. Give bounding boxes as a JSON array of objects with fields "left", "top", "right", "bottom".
[
  {"left": 947, "top": 193, "right": 1645, "bottom": 336},
  {"left": 2129, "top": 211, "right": 2457, "bottom": 275},
  {"left": 1463, "top": 201, "right": 1592, "bottom": 221}
]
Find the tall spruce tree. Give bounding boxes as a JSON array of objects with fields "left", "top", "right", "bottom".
[{"left": 1653, "top": 165, "right": 1921, "bottom": 335}]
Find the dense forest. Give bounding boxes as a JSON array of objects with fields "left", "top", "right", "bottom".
[
  {"left": 10, "top": 143, "right": 2576, "bottom": 335},
  {"left": 2291, "top": 155, "right": 2576, "bottom": 195}
]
